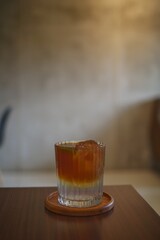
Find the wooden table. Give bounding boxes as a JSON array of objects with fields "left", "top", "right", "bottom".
[{"left": 0, "top": 185, "right": 160, "bottom": 240}]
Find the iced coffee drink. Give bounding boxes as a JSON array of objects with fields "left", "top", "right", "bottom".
[{"left": 55, "top": 140, "right": 105, "bottom": 208}]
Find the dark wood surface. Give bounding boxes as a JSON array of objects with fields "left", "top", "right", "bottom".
[{"left": 0, "top": 185, "right": 160, "bottom": 240}]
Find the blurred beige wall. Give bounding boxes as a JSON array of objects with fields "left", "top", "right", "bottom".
[{"left": 0, "top": 0, "right": 160, "bottom": 170}]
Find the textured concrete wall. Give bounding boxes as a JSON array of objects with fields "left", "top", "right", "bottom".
[{"left": 0, "top": 0, "right": 160, "bottom": 170}]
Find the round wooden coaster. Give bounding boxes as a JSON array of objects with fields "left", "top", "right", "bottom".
[{"left": 45, "top": 191, "right": 114, "bottom": 217}]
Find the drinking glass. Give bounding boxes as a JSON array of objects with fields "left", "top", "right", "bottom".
[{"left": 55, "top": 140, "right": 105, "bottom": 208}]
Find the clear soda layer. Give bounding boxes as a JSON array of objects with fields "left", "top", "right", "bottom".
[{"left": 55, "top": 140, "right": 105, "bottom": 208}]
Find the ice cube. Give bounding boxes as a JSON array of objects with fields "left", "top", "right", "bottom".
[{"left": 75, "top": 140, "right": 98, "bottom": 149}]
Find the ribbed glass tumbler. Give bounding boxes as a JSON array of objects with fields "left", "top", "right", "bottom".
[{"left": 55, "top": 140, "right": 105, "bottom": 208}]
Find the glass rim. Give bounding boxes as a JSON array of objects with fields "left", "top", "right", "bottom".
[{"left": 55, "top": 140, "right": 105, "bottom": 148}]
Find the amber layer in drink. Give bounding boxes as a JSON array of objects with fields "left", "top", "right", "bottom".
[{"left": 55, "top": 140, "right": 105, "bottom": 184}]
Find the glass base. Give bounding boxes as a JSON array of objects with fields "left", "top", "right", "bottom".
[{"left": 58, "top": 195, "right": 102, "bottom": 208}]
